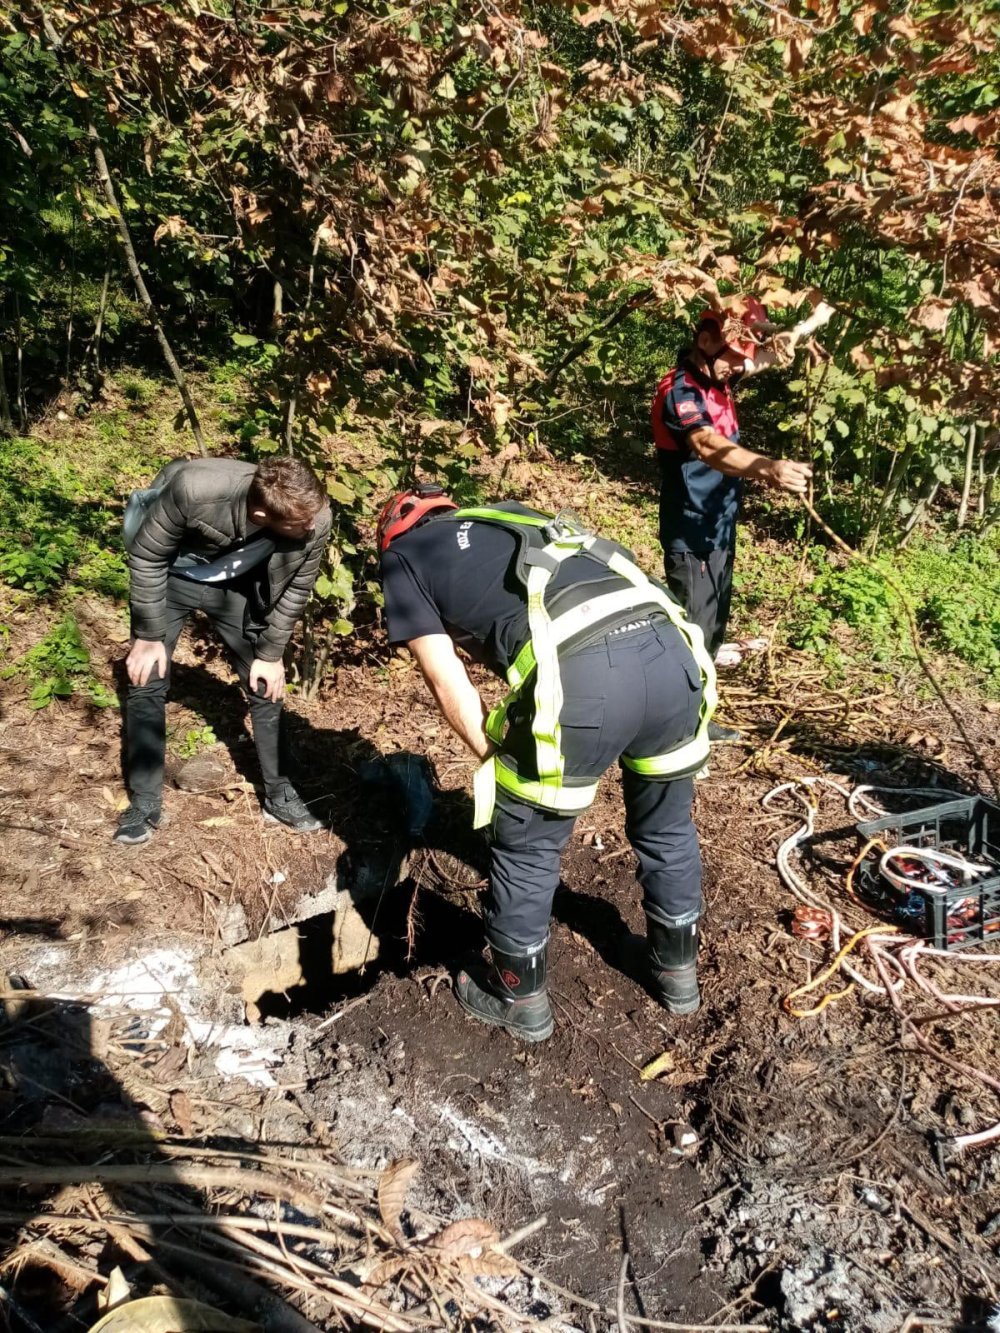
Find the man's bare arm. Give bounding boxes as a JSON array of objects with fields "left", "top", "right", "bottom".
[
  {"left": 688, "top": 427, "right": 812, "bottom": 495},
  {"left": 407, "top": 633, "right": 493, "bottom": 761}
]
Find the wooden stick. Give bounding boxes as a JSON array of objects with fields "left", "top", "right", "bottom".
[
  {"left": 617, "top": 1252, "right": 630, "bottom": 1333},
  {"left": 0, "top": 1210, "right": 352, "bottom": 1251},
  {"left": 0, "top": 1164, "right": 324, "bottom": 1216},
  {"left": 494, "top": 1214, "right": 548, "bottom": 1253}
]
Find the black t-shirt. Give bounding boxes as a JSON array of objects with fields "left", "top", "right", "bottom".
[{"left": 380, "top": 505, "right": 637, "bottom": 677}]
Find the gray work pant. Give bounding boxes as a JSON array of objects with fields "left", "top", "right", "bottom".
[{"left": 486, "top": 620, "right": 704, "bottom": 951}]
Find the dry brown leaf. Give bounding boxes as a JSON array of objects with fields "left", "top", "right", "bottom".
[
  {"left": 364, "top": 1255, "right": 409, "bottom": 1288},
  {"left": 377, "top": 1159, "right": 420, "bottom": 1239},
  {"left": 425, "top": 1217, "right": 499, "bottom": 1258},
  {"left": 578, "top": 4, "right": 608, "bottom": 26},
  {"left": 456, "top": 1250, "right": 520, "bottom": 1278},
  {"left": 783, "top": 35, "right": 813, "bottom": 76},
  {"left": 912, "top": 296, "right": 952, "bottom": 333},
  {"left": 417, "top": 418, "right": 451, "bottom": 436},
  {"left": 467, "top": 354, "right": 493, "bottom": 378},
  {"left": 880, "top": 95, "right": 912, "bottom": 124},
  {"left": 169, "top": 1089, "right": 194, "bottom": 1137},
  {"left": 154, "top": 215, "right": 188, "bottom": 245}
]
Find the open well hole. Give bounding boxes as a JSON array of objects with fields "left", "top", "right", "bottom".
[{"left": 253, "top": 912, "right": 379, "bottom": 1020}]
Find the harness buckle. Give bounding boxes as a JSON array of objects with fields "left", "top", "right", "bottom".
[{"left": 544, "top": 509, "right": 589, "bottom": 545}]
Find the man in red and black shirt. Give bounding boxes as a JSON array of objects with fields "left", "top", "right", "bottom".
[{"left": 652, "top": 300, "right": 811, "bottom": 737}]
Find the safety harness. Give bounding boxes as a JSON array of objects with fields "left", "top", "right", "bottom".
[{"left": 442, "top": 505, "right": 718, "bottom": 828}]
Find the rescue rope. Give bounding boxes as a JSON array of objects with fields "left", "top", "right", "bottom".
[{"left": 765, "top": 778, "right": 1000, "bottom": 1151}]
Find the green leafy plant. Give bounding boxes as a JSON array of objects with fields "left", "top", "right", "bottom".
[
  {"left": 2, "top": 614, "right": 117, "bottom": 709},
  {"left": 174, "top": 723, "right": 218, "bottom": 759}
]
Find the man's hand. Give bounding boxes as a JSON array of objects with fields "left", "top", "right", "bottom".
[
  {"left": 766, "top": 459, "right": 813, "bottom": 495},
  {"left": 769, "top": 331, "right": 799, "bottom": 368},
  {"left": 250, "top": 658, "right": 286, "bottom": 703},
  {"left": 126, "top": 638, "right": 168, "bottom": 687}
]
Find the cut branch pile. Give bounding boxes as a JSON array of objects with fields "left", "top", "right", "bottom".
[
  {"left": 0, "top": 1132, "right": 770, "bottom": 1332},
  {"left": 0, "top": 1136, "right": 550, "bottom": 1331}
]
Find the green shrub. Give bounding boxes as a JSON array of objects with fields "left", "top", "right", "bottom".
[
  {"left": 2, "top": 614, "right": 118, "bottom": 710},
  {"left": 788, "top": 532, "right": 1000, "bottom": 693}
]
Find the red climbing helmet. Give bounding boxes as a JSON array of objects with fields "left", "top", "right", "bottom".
[
  {"left": 377, "top": 484, "right": 458, "bottom": 552},
  {"left": 696, "top": 296, "right": 770, "bottom": 359}
]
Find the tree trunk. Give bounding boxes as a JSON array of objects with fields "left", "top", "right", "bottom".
[
  {"left": 898, "top": 478, "right": 940, "bottom": 549},
  {"left": 86, "top": 124, "right": 206, "bottom": 455},
  {"left": 956, "top": 423, "right": 976, "bottom": 530},
  {"left": 0, "top": 345, "right": 14, "bottom": 436},
  {"left": 283, "top": 230, "right": 322, "bottom": 456},
  {"left": 92, "top": 252, "right": 112, "bottom": 372},
  {"left": 14, "top": 294, "right": 26, "bottom": 430},
  {"left": 65, "top": 210, "right": 77, "bottom": 385},
  {"left": 865, "top": 435, "right": 918, "bottom": 552}
]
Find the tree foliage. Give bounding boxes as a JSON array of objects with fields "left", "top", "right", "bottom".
[{"left": 2, "top": 0, "right": 998, "bottom": 664}]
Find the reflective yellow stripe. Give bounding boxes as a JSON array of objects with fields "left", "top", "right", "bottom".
[
  {"left": 473, "top": 757, "right": 497, "bottom": 829},
  {"left": 621, "top": 731, "right": 711, "bottom": 777},
  {"left": 495, "top": 758, "right": 598, "bottom": 813},
  {"left": 525, "top": 550, "right": 576, "bottom": 785},
  {"left": 453, "top": 507, "right": 551, "bottom": 526},
  {"left": 473, "top": 756, "right": 600, "bottom": 828}
]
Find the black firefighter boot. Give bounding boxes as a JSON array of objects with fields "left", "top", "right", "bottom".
[
  {"left": 646, "top": 912, "right": 701, "bottom": 1016},
  {"left": 455, "top": 938, "right": 554, "bottom": 1042}
]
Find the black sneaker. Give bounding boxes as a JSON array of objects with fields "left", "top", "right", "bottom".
[
  {"left": 263, "top": 783, "right": 324, "bottom": 833},
  {"left": 113, "top": 801, "right": 162, "bottom": 846},
  {"left": 708, "top": 720, "right": 742, "bottom": 743}
]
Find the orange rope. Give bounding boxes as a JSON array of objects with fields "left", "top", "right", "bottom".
[
  {"left": 783, "top": 924, "right": 897, "bottom": 1019},
  {"left": 845, "top": 835, "right": 889, "bottom": 908}
]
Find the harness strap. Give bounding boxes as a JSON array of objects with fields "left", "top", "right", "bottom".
[{"left": 447, "top": 507, "right": 717, "bottom": 828}]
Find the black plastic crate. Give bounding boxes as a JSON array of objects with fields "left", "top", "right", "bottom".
[{"left": 855, "top": 797, "right": 1000, "bottom": 950}]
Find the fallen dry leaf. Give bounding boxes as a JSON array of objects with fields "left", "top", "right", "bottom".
[
  {"left": 425, "top": 1218, "right": 500, "bottom": 1259},
  {"left": 377, "top": 1158, "right": 420, "bottom": 1240},
  {"left": 169, "top": 1089, "right": 194, "bottom": 1137}
]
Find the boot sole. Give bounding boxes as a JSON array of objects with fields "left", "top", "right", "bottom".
[
  {"left": 263, "top": 811, "right": 323, "bottom": 833},
  {"left": 112, "top": 828, "right": 155, "bottom": 846},
  {"left": 455, "top": 991, "right": 554, "bottom": 1043}
]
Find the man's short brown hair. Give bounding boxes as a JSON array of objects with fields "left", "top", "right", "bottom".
[{"left": 248, "top": 457, "right": 326, "bottom": 523}]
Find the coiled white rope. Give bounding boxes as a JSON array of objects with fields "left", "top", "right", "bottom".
[
  {"left": 878, "top": 845, "right": 991, "bottom": 895},
  {"left": 763, "top": 777, "right": 901, "bottom": 995},
  {"left": 764, "top": 778, "right": 1000, "bottom": 1150}
]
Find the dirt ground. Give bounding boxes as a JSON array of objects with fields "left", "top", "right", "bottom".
[{"left": 2, "top": 588, "right": 1000, "bottom": 1330}]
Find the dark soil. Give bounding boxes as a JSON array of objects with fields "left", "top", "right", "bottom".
[{"left": 2, "top": 591, "right": 1000, "bottom": 1330}]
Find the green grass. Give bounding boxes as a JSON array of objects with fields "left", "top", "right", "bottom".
[
  {"left": 0, "top": 432, "right": 134, "bottom": 598},
  {"left": 787, "top": 531, "right": 1000, "bottom": 695}
]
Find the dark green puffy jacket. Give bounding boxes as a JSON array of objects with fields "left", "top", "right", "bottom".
[{"left": 127, "top": 458, "right": 331, "bottom": 662}]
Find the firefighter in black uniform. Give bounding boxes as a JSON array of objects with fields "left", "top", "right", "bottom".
[{"left": 377, "top": 488, "right": 718, "bottom": 1043}]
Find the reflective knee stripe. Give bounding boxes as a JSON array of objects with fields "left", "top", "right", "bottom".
[
  {"left": 455, "top": 507, "right": 717, "bottom": 828},
  {"left": 495, "top": 759, "right": 598, "bottom": 813},
  {"left": 621, "top": 733, "right": 709, "bottom": 779}
]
